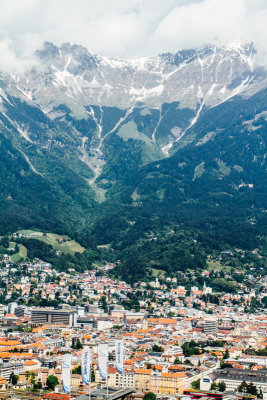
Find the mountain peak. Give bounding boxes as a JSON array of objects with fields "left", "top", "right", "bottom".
[
  {"left": 2, "top": 41, "right": 265, "bottom": 125},
  {"left": 35, "top": 41, "right": 100, "bottom": 74},
  {"left": 35, "top": 41, "right": 60, "bottom": 60}
]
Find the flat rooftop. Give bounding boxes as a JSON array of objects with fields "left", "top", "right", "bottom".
[
  {"left": 213, "top": 368, "right": 267, "bottom": 383},
  {"left": 75, "top": 387, "right": 134, "bottom": 400},
  {"left": 32, "top": 308, "right": 76, "bottom": 314}
]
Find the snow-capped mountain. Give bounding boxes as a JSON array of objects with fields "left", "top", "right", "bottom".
[
  {"left": 1, "top": 42, "right": 266, "bottom": 184},
  {"left": 0, "top": 41, "right": 266, "bottom": 276},
  {"left": 0, "top": 41, "right": 266, "bottom": 205},
  {"left": 6, "top": 41, "right": 266, "bottom": 112}
]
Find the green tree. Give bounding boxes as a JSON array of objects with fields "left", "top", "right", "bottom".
[
  {"left": 71, "top": 338, "right": 83, "bottom": 350},
  {"left": 112, "top": 325, "right": 123, "bottom": 330},
  {"left": 191, "top": 379, "right": 200, "bottom": 389},
  {"left": 10, "top": 373, "right": 19, "bottom": 385},
  {"left": 182, "top": 341, "right": 200, "bottom": 357},
  {"left": 33, "top": 382, "right": 42, "bottom": 391},
  {"left": 221, "top": 362, "right": 233, "bottom": 369},
  {"left": 91, "top": 368, "right": 95, "bottom": 382},
  {"left": 99, "top": 296, "right": 108, "bottom": 313},
  {"left": 143, "top": 392, "right": 156, "bottom": 400},
  {"left": 246, "top": 383, "right": 258, "bottom": 396},
  {"left": 30, "top": 372, "right": 37, "bottom": 387},
  {"left": 152, "top": 344, "right": 164, "bottom": 353},
  {"left": 72, "top": 365, "right": 81, "bottom": 375},
  {"left": 46, "top": 375, "right": 59, "bottom": 391},
  {"left": 25, "top": 370, "right": 31, "bottom": 386},
  {"left": 184, "top": 360, "right": 193, "bottom": 366},
  {"left": 218, "top": 381, "right": 226, "bottom": 392},
  {"left": 223, "top": 349, "right": 229, "bottom": 359},
  {"left": 211, "top": 382, "right": 218, "bottom": 391},
  {"left": 238, "top": 381, "right": 248, "bottom": 393}
]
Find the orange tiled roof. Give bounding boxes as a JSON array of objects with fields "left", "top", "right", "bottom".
[
  {"left": 124, "top": 359, "right": 137, "bottom": 365},
  {"left": 161, "top": 372, "right": 187, "bottom": 378},
  {"left": 108, "top": 366, "right": 117, "bottom": 374},
  {"left": 0, "top": 352, "right": 34, "bottom": 359},
  {"left": 135, "top": 369, "right": 152, "bottom": 375},
  {"left": 159, "top": 318, "right": 177, "bottom": 324},
  {"left": 3, "top": 313, "right": 17, "bottom": 318},
  {"left": 25, "top": 360, "right": 38, "bottom": 366},
  {"left": 32, "top": 327, "right": 43, "bottom": 333},
  {"left": 0, "top": 340, "right": 22, "bottom": 346},
  {"left": 169, "top": 365, "right": 185, "bottom": 371},
  {"left": 137, "top": 329, "right": 151, "bottom": 334},
  {"left": 153, "top": 365, "right": 164, "bottom": 371},
  {"left": 82, "top": 335, "right": 92, "bottom": 340}
]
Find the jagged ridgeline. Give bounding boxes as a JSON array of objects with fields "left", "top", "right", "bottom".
[{"left": 0, "top": 42, "right": 266, "bottom": 279}]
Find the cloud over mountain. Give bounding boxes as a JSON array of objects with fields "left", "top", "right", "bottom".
[{"left": 0, "top": 0, "right": 266, "bottom": 73}]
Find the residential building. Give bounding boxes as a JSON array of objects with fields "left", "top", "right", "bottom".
[
  {"left": 31, "top": 308, "right": 77, "bottom": 327},
  {"left": 212, "top": 368, "right": 267, "bottom": 392}
]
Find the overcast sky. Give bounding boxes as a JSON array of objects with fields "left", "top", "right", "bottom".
[{"left": 0, "top": 0, "right": 267, "bottom": 72}]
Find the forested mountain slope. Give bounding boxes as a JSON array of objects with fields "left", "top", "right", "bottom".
[
  {"left": 89, "top": 89, "right": 267, "bottom": 280},
  {"left": 0, "top": 42, "right": 266, "bottom": 280}
]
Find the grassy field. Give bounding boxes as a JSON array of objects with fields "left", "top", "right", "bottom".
[
  {"left": 11, "top": 244, "right": 27, "bottom": 262},
  {"left": 207, "top": 260, "right": 232, "bottom": 272},
  {"left": 151, "top": 267, "right": 166, "bottom": 278},
  {"left": 97, "top": 244, "right": 111, "bottom": 249},
  {"left": 18, "top": 230, "right": 85, "bottom": 255},
  {"left": 19, "top": 229, "right": 42, "bottom": 235}
]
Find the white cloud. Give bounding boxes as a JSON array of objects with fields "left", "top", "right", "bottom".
[
  {"left": 0, "top": 39, "right": 33, "bottom": 74},
  {"left": 0, "top": 0, "right": 266, "bottom": 73},
  {"left": 148, "top": 0, "right": 267, "bottom": 62}
]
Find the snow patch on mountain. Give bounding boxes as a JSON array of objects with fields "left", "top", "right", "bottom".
[{"left": 0, "top": 41, "right": 266, "bottom": 199}]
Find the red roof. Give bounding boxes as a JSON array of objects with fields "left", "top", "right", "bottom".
[
  {"left": 3, "top": 313, "right": 17, "bottom": 318},
  {"left": 40, "top": 394, "right": 70, "bottom": 400}
]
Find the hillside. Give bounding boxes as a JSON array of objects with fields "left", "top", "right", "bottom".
[
  {"left": 17, "top": 231, "right": 85, "bottom": 255},
  {"left": 0, "top": 42, "right": 266, "bottom": 281},
  {"left": 90, "top": 89, "right": 267, "bottom": 281},
  {"left": 0, "top": 232, "right": 100, "bottom": 273}
]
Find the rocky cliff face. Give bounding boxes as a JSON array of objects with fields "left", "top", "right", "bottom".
[
  {"left": 1, "top": 42, "right": 266, "bottom": 193},
  {"left": 0, "top": 41, "right": 266, "bottom": 240},
  {"left": 16, "top": 41, "right": 264, "bottom": 111}
]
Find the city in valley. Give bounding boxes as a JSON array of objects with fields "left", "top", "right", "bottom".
[
  {"left": 0, "top": 2, "right": 267, "bottom": 400},
  {"left": 0, "top": 232, "right": 266, "bottom": 400}
]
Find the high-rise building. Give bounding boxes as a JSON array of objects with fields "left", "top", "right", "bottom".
[
  {"left": 31, "top": 308, "right": 77, "bottom": 327},
  {"left": 0, "top": 363, "right": 24, "bottom": 379},
  {"left": 204, "top": 317, "right": 218, "bottom": 334},
  {"left": 8, "top": 302, "right": 18, "bottom": 314},
  {"left": 14, "top": 306, "right": 29, "bottom": 318}
]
